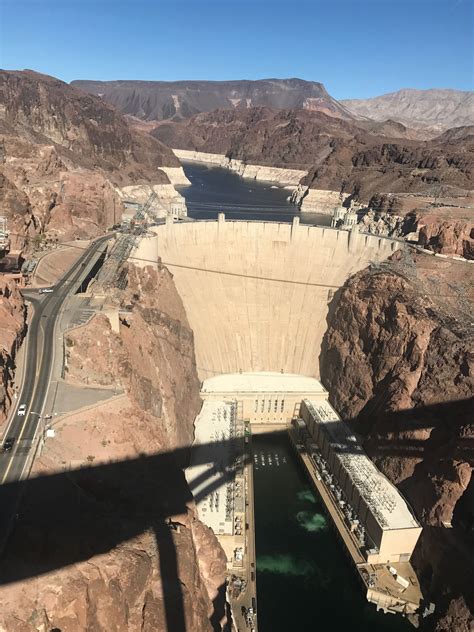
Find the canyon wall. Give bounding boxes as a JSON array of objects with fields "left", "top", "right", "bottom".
[
  {"left": 0, "top": 263, "right": 227, "bottom": 632},
  {"left": 0, "top": 279, "right": 27, "bottom": 427},
  {"left": 136, "top": 219, "right": 400, "bottom": 380},
  {"left": 320, "top": 251, "right": 473, "bottom": 630},
  {"left": 0, "top": 70, "right": 182, "bottom": 244}
]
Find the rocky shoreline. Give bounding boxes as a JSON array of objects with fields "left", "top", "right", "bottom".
[
  {"left": 290, "top": 184, "right": 352, "bottom": 214},
  {"left": 172, "top": 149, "right": 307, "bottom": 186}
]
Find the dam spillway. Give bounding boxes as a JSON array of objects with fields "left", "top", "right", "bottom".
[{"left": 136, "top": 216, "right": 401, "bottom": 379}]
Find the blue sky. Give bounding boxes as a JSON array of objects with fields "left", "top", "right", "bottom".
[{"left": 0, "top": 0, "right": 472, "bottom": 99}]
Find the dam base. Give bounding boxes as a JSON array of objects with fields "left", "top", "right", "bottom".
[{"left": 187, "top": 373, "right": 422, "bottom": 629}]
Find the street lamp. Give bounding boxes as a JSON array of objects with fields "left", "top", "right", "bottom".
[{"left": 29, "top": 412, "right": 53, "bottom": 451}]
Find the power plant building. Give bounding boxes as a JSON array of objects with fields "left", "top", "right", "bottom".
[{"left": 299, "top": 399, "right": 422, "bottom": 565}]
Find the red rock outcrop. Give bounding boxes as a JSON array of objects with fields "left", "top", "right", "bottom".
[
  {"left": 321, "top": 250, "right": 473, "bottom": 629},
  {"left": 0, "top": 279, "right": 27, "bottom": 427},
  {"left": 418, "top": 216, "right": 474, "bottom": 259},
  {"left": 0, "top": 262, "right": 227, "bottom": 631},
  {"left": 0, "top": 70, "right": 180, "bottom": 245}
]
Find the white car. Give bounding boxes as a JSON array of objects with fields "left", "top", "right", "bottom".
[
  {"left": 17, "top": 404, "right": 27, "bottom": 416},
  {"left": 38, "top": 288, "right": 54, "bottom": 294}
]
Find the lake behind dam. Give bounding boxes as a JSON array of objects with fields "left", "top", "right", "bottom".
[{"left": 178, "top": 161, "right": 331, "bottom": 225}]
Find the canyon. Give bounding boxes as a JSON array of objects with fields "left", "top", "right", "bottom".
[
  {"left": 152, "top": 108, "right": 473, "bottom": 202},
  {"left": 0, "top": 264, "right": 227, "bottom": 632},
  {"left": 0, "top": 70, "right": 186, "bottom": 246},
  {"left": 0, "top": 69, "right": 472, "bottom": 632}
]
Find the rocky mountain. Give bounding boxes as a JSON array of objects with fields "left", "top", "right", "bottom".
[
  {"left": 0, "top": 70, "right": 180, "bottom": 243},
  {"left": 71, "top": 78, "right": 356, "bottom": 122},
  {"left": 342, "top": 89, "right": 474, "bottom": 134},
  {"left": 0, "top": 262, "right": 228, "bottom": 631},
  {"left": 320, "top": 250, "right": 473, "bottom": 631},
  {"left": 0, "top": 279, "right": 27, "bottom": 427},
  {"left": 153, "top": 106, "right": 474, "bottom": 201}
]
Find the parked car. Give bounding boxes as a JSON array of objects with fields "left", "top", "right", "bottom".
[
  {"left": 17, "top": 404, "right": 27, "bottom": 416},
  {"left": 3, "top": 437, "right": 15, "bottom": 452},
  {"left": 38, "top": 288, "right": 53, "bottom": 294}
]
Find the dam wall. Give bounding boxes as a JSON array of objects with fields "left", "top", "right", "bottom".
[{"left": 137, "top": 218, "right": 401, "bottom": 379}]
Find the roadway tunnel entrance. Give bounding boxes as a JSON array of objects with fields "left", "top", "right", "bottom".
[{"left": 75, "top": 249, "right": 107, "bottom": 294}]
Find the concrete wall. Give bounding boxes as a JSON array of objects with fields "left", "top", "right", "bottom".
[
  {"left": 378, "top": 528, "right": 423, "bottom": 565},
  {"left": 145, "top": 218, "right": 400, "bottom": 379}
]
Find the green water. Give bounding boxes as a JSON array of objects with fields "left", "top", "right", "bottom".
[{"left": 253, "top": 433, "right": 413, "bottom": 632}]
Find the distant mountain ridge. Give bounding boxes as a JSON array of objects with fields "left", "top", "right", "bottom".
[
  {"left": 342, "top": 88, "right": 474, "bottom": 133},
  {"left": 71, "top": 78, "right": 356, "bottom": 122}
]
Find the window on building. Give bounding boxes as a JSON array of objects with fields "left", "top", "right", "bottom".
[
  {"left": 261, "top": 399, "right": 265, "bottom": 413},
  {"left": 281, "top": 399, "right": 285, "bottom": 412},
  {"left": 268, "top": 399, "right": 271, "bottom": 412},
  {"left": 255, "top": 399, "right": 258, "bottom": 413},
  {"left": 274, "top": 399, "right": 278, "bottom": 412}
]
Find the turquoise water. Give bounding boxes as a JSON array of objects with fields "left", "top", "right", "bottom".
[{"left": 253, "top": 433, "right": 412, "bottom": 632}]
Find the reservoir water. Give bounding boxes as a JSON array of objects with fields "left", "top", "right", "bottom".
[
  {"left": 253, "top": 433, "right": 412, "bottom": 632},
  {"left": 179, "top": 162, "right": 331, "bottom": 225}
]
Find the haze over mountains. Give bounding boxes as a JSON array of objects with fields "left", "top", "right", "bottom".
[{"left": 72, "top": 78, "right": 474, "bottom": 133}]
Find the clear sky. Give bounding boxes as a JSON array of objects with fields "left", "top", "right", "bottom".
[{"left": 0, "top": 0, "right": 472, "bottom": 99}]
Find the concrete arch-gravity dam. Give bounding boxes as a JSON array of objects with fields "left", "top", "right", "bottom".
[{"left": 138, "top": 216, "right": 401, "bottom": 380}]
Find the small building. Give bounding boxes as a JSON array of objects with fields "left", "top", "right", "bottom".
[
  {"left": 200, "top": 372, "right": 328, "bottom": 424},
  {"left": 331, "top": 206, "right": 347, "bottom": 228},
  {"left": 331, "top": 205, "right": 359, "bottom": 231},
  {"left": 342, "top": 210, "right": 358, "bottom": 229},
  {"left": 169, "top": 195, "right": 187, "bottom": 218}
]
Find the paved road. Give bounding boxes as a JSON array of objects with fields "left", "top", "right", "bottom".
[
  {"left": 233, "top": 433, "right": 258, "bottom": 632},
  {"left": 0, "top": 234, "right": 112, "bottom": 488}
]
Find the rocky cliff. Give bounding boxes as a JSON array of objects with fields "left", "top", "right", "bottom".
[
  {"left": 0, "top": 279, "right": 27, "bottom": 427},
  {"left": 320, "top": 250, "right": 473, "bottom": 630},
  {"left": 0, "top": 70, "right": 182, "bottom": 244},
  {"left": 71, "top": 77, "right": 355, "bottom": 122},
  {"left": 0, "top": 262, "right": 228, "bottom": 631}
]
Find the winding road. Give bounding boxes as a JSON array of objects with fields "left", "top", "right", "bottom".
[{"left": 0, "top": 235, "right": 112, "bottom": 521}]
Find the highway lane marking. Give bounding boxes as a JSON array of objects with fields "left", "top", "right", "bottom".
[
  {"left": 0, "top": 300, "right": 38, "bottom": 444},
  {"left": 0, "top": 302, "right": 42, "bottom": 483},
  {"left": 1, "top": 238, "right": 111, "bottom": 485}
]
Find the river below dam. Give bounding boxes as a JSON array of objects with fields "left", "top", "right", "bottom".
[
  {"left": 252, "top": 433, "right": 412, "bottom": 632},
  {"left": 178, "top": 161, "right": 331, "bottom": 225}
]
